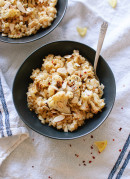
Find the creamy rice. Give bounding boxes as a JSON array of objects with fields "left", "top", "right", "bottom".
[
  {"left": 0, "top": 0, "right": 57, "bottom": 38},
  {"left": 27, "top": 50, "right": 105, "bottom": 132}
]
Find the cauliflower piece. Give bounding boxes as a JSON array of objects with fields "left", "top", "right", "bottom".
[
  {"left": 57, "top": 67, "right": 67, "bottom": 76},
  {"left": 80, "top": 90, "right": 92, "bottom": 111},
  {"left": 48, "top": 86, "right": 56, "bottom": 97},
  {"left": 35, "top": 72, "right": 50, "bottom": 89},
  {"left": 52, "top": 74, "right": 63, "bottom": 88},
  {"left": 67, "top": 75, "right": 81, "bottom": 87},
  {"left": 66, "top": 91, "right": 73, "bottom": 99},
  {"left": 47, "top": 91, "right": 71, "bottom": 114},
  {"left": 1, "top": 9, "right": 20, "bottom": 19},
  {"left": 62, "top": 81, "right": 67, "bottom": 89},
  {"left": 43, "top": 61, "right": 54, "bottom": 73},
  {"left": 67, "top": 61, "right": 74, "bottom": 75}
]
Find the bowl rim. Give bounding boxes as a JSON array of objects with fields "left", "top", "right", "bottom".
[
  {"left": 0, "top": 0, "right": 68, "bottom": 44},
  {"left": 12, "top": 40, "right": 116, "bottom": 140}
]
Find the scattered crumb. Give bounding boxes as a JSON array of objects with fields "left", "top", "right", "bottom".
[
  {"left": 119, "top": 128, "right": 122, "bottom": 131},
  {"left": 32, "top": 166, "right": 34, "bottom": 168},
  {"left": 91, "top": 152, "right": 93, "bottom": 154},
  {"left": 123, "top": 85, "right": 125, "bottom": 87},
  {"left": 98, "top": 151, "right": 101, "bottom": 154},
  {"left": 79, "top": 164, "right": 81, "bottom": 166},
  {"left": 91, "top": 135, "right": 93, "bottom": 138},
  {"left": 69, "top": 144, "right": 72, "bottom": 147},
  {"left": 83, "top": 163, "right": 86, "bottom": 166},
  {"left": 82, "top": 160, "right": 85, "bottom": 163},
  {"left": 83, "top": 139, "right": 85, "bottom": 141},
  {"left": 32, "top": 138, "right": 34, "bottom": 141},
  {"left": 108, "top": 0, "right": 117, "bottom": 8},
  {"left": 121, "top": 107, "right": 123, "bottom": 110}
]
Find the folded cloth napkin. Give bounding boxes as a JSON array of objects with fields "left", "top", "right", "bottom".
[
  {"left": 0, "top": 0, "right": 130, "bottom": 179},
  {"left": 0, "top": 69, "right": 29, "bottom": 166}
]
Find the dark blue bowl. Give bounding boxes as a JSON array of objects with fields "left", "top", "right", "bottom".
[
  {"left": 0, "top": 0, "right": 68, "bottom": 43},
  {"left": 13, "top": 41, "right": 116, "bottom": 139}
]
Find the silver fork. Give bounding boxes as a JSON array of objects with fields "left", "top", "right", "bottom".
[{"left": 94, "top": 21, "right": 108, "bottom": 81}]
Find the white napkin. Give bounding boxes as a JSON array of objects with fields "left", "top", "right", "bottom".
[
  {"left": 0, "top": 0, "right": 130, "bottom": 178},
  {"left": 0, "top": 69, "right": 29, "bottom": 166}
]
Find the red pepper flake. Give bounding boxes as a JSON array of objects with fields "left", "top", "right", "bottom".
[
  {"left": 84, "top": 163, "right": 86, "bottom": 166},
  {"left": 52, "top": 60, "right": 53, "bottom": 64},
  {"left": 91, "top": 145, "right": 93, "bottom": 149},
  {"left": 75, "top": 154, "right": 79, "bottom": 157},
  {"left": 69, "top": 144, "right": 72, "bottom": 147},
  {"left": 119, "top": 128, "right": 122, "bottom": 131},
  {"left": 48, "top": 82, "right": 51, "bottom": 85},
  {"left": 121, "top": 107, "right": 123, "bottom": 110},
  {"left": 84, "top": 72, "right": 87, "bottom": 74},
  {"left": 32, "top": 166, "right": 34, "bottom": 168},
  {"left": 48, "top": 177, "right": 52, "bottom": 179},
  {"left": 91, "top": 152, "right": 93, "bottom": 154},
  {"left": 91, "top": 135, "right": 93, "bottom": 138},
  {"left": 89, "top": 161, "right": 92, "bottom": 164},
  {"left": 119, "top": 149, "right": 122, "bottom": 152},
  {"left": 80, "top": 74, "right": 82, "bottom": 77},
  {"left": 113, "top": 139, "right": 115, "bottom": 141},
  {"left": 92, "top": 156, "right": 95, "bottom": 159}
]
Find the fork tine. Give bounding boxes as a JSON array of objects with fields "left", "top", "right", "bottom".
[{"left": 102, "top": 21, "right": 108, "bottom": 29}]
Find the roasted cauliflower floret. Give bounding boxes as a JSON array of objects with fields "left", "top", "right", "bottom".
[
  {"left": 1, "top": 9, "right": 20, "bottom": 19},
  {"left": 47, "top": 91, "right": 71, "bottom": 114}
]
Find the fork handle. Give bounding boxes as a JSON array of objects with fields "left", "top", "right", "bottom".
[{"left": 94, "top": 22, "right": 108, "bottom": 72}]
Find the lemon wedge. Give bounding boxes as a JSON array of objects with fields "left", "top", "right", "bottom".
[
  {"left": 95, "top": 140, "right": 107, "bottom": 152},
  {"left": 108, "top": 0, "right": 117, "bottom": 8},
  {"left": 77, "top": 27, "right": 87, "bottom": 37}
]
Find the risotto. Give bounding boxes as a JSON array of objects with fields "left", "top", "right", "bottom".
[
  {"left": 0, "top": 0, "right": 57, "bottom": 38},
  {"left": 27, "top": 50, "right": 105, "bottom": 132}
]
